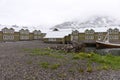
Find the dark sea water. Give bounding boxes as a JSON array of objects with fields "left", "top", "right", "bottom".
[{"left": 85, "top": 47, "right": 120, "bottom": 56}]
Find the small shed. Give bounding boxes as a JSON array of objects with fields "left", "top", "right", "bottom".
[{"left": 44, "top": 29, "right": 72, "bottom": 44}]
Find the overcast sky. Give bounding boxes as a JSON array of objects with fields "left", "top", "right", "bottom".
[{"left": 0, "top": 0, "right": 120, "bottom": 27}]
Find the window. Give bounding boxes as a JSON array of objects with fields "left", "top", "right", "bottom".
[
  {"left": 73, "top": 36, "right": 78, "bottom": 40},
  {"left": 27, "top": 31, "right": 29, "bottom": 35},
  {"left": 91, "top": 36, "right": 94, "bottom": 39},
  {"left": 11, "top": 36, "right": 14, "bottom": 40},
  {"left": 85, "top": 30, "right": 89, "bottom": 34},
  {"left": 2, "top": 28, "right": 8, "bottom": 33},
  {"left": 4, "top": 29, "right": 7, "bottom": 33},
  {"left": 38, "top": 36, "right": 41, "bottom": 39},
  {"left": 20, "top": 36, "right": 24, "bottom": 39},
  {"left": 11, "top": 30, "right": 14, "bottom": 34},
  {"left": 85, "top": 36, "right": 88, "bottom": 40},
  {"left": 98, "top": 36, "right": 103, "bottom": 40},
  {"left": 49, "top": 38, "right": 56, "bottom": 41},
  {"left": 20, "top": 31, "right": 24, "bottom": 34},
  {"left": 114, "top": 28, "right": 119, "bottom": 34},
  {"left": 114, "top": 35, "right": 119, "bottom": 40},
  {"left": 38, "top": 32, "right": 41, "bottom": 35},
  {"left": 34, "top": 32, "right": 38, "bottom": 35},
  {"left": 2, "top": 30, "right": 4, "bottom": 33},
  {"left": 25, "top": 31, "right": 27, "bottom": 34},
  {"left": 3, "top": 35, "right": 6, "bottom": 40},
  {"left": 108, "top": 28, "right": 113, "bottom": 34},
  {"left": 34, "top": 36, "right": 37, "bottom": 39},
  {"left": 90, "top": 29, "right": 94, "bottom": 34},
  {"left": 85, "top": 36, "right": 94, "bottom": 40},
  {"left": 109, "top": 35, "right": 113, "bottom": 40}
]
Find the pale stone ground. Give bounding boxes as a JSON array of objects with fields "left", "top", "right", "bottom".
[{"left": 0, "top": 41, "right": 120, "bottom": 80}]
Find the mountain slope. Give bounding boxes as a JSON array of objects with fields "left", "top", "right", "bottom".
[{"left": 52, "top": 16, "right": 120, "bottom": 29}]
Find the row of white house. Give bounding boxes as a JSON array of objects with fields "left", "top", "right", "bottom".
[
  {"left": 44, "top": 26, "right": 120, "bottom": 43},
  {"left": 0, "top": 26, "right": 45, "bottom": 41}
]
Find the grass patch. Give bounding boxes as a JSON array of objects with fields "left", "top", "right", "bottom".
[
  {"left": 73, "top": 52, "right": 120, "bottom": 70},
  {"left": 39, "top": 62, "right": 50, "bottom": 69},
  {"left": 50, "top": 63, "right": 61, "bottom": 70},
  {"left": 72, "top": 52, "right": 93, "bottom": 60},
  {"left": 49, "top": 53, "right": 64, "bottom": 59},
  {"left": 86, "top": 66, "right": 92, "bottom": 73},
  {"left": 30, "top": 48, "right": 50, "bottom": 56},
  {"left": 25, "top": 48, "right": 65, "bottom": 59},
  {"left": 86, "top": 63, "right": 93, "bottom": 73},
  {"left": 24, "top": 48, "right": 120, "bottom": 70},
  {"left": 26, "top": 60, "right": 32, "bottom": 64},
  {"left": 57, "top": 73, "right": 67, "bottom": 78},
  {"left": 90, "top": 53, "right": 120, "bottom": 69},
  {"left": 79, "top": 68, "right": 84, "bottom": 73},
  {"left": 38, "top": 62, "right": 61, "bottom": 69}
]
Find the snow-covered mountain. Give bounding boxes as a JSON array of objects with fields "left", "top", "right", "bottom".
[
  {"left": 1, "top": 16, "right": 120, "bottom": 32},
  {"left": 52, "top": 16, "right": 120, "bottom": 29}
]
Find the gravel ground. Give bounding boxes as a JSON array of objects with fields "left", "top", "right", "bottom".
[{"left": 0, "top": 40, "right": 120, "bottom": 80}]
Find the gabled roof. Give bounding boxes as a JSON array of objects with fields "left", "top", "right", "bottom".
[
  {"left": 44, "top": 26, "right": 120, "bottom": 38},
  {"left": 44, "top": 29, "right": 72, "bottom": 38},
  {"left": 0, "top": 25, "right": 44, "bottom": 33},
  {"left": 78, "top": 26, "right": 120, "bottom": 33}
]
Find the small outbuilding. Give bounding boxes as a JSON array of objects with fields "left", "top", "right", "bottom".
[{"left": 43, "top": 29, "right": 72, "bottom": 44}]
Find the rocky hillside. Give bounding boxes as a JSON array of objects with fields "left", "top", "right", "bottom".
[{"left": 52, "top": 16, "right": 120, "bottom": 29}]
